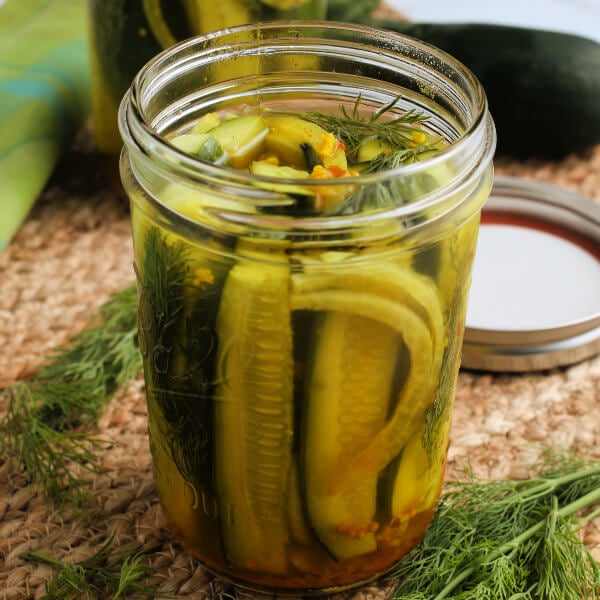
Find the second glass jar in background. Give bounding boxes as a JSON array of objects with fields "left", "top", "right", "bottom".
[
  {"left": 86, "top": 0, "right": 327, "bottom": 155},
  {"left": 119, "top": 22, "right": 496, "bottom": 595}
]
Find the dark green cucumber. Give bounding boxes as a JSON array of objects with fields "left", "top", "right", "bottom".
[
  {"left": 370, "top": 21, "right": 600, "bottom": 158},
  {"left": 326, "top": 0, "right": 380, "bottom": 23},
  {"left": 90, "top": 0, "right": 327, "bottom": 105},
  {"left": 88, "top": 1, "right": 173, "bottom": 103}
]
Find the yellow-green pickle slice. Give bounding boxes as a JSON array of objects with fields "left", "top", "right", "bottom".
[
  {"left": 214, "top": 260, "right": 295, "bottom": 574},
  {"left": 291, "top": 264, "right": 444, "bottom": 559},
  {"left": 300, "top": 310, "right": 402, "bottom": 559}
]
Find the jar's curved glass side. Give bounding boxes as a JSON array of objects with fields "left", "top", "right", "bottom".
[{"left": 119, "top": 22, "right": 496, "bottom": 595}]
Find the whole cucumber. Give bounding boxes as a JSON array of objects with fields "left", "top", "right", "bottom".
[
  {"left": 371, "top": 21, "right": 600, "bottom": 158},
  {"left": 326, "top": 0, "right": 380, "bottom": 22}
]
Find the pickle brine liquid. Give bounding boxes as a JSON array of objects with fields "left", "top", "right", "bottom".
[{"left": 132, "top": 203, "right": 481, "bottom": 591}]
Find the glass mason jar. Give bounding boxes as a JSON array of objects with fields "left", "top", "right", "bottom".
[
  {"left": 86, "top": 0, "right": 327, "bottom": 155},
  {"left": 119, "top": 22, "right": 495, "bottom": 595}
]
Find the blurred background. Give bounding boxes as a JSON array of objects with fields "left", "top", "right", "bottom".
[{"left": 388, "top": 0, "right": 600, "bottom": 42}]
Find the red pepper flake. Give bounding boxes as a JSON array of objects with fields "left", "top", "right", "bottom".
[{"left": 326, "top": 165, "right": 347, "bottom": 178}]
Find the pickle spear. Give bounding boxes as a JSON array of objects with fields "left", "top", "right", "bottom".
[
  {"left": 300, "top": 310, "right": 402, "bottom": 559},
  {"left": 292, "top": 276, "right": 442, "bottom": 559},
  {"left": 214, "top": 260, "right": 294, "bottom": 574},
  {"left": 292, "top": 269, "right": 444, "bottom": 476},
  {"left": 293, "top": 288, "right": 438, "bottom": 471},
  {"left": 292, "top": 262, "right": 444, "bottom": 359}
]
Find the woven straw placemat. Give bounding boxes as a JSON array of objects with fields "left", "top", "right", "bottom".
[{"left": 1, "top": 126, "right": 600, "bottom": 598}]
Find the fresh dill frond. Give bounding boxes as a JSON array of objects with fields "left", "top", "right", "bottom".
[
  {"left": 419, "top": 333, "right": 458, "bottom": 464},
  {"left": 360, "top": 148, "right": 420, "bottom": 173},
  {"left": 0, "top": 285, "right": 141, "bottom": 508},
  {"left": 137, "top": 226, "right": 222, "bottom": 495},
  {"left": 330, "top": 170, "right": 437, "bottom": 216},
  {"left": 288, "top": 95, "right": 433, "bottom": 160},
  {"left": 23, "top": 536, "right": 165, "bottom": 599},
  {"left": 390, "top": 455, "right": 600, "bottom": 599},
  {"left": 269, "top": 95, "right": 442, "bottom": 215},
  {"left": 420, "top": 265, "right": 469, "bottom": 463},
  {"left": 330, "top": 181, "right": 399, "bottom": 215}
]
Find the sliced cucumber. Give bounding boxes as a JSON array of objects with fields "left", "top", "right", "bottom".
[
  {"left": 287, "top": 463, "right": 315, "bottom": 546},
  {"left": 250, "top": 161, "right": 310, "bottom": 179},
  {"left": 434, "top": 192, "right": 488, "bottom": 309},
  {"left": 380, "top": 419, "right": 443, "bottom": 524},
  {"left": 292, "top": 288, "right": 439, "bottom": 483},
  {"left": 291, "top": 275, "right": 442, "bottom": 559},
  {"left": 249, "top": 161, "right": 316, "bottom": 207},
  {"left": 171, "top": 132, "right": 210, "bottom": 154},
  {"left": 159, "top": 181, "right": 257, "bottom": 222},
  {"left": 301, "top": 311, "right": 401, "bottom": 559},
  {"left": 265, "top": 116, "right": 347, "bottom": 171},
  {"left": 171, "top": 133, "right": 224, "bottom": 163},
  {"left": 356, "top": 137, "right": 392, "bottom": 162},
  {"left": 191, "top": 112, "right": 221, "bottom": 134},
  {"left": 214, "top": 260, "right": 294, "bottom": 574},
  {"left": 292, "top": 262, "right": 444, "bottom": 359},
  {"left": 209, "top": 115, "right": 269, "bottom": 169}
]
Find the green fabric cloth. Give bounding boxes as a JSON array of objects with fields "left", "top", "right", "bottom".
[{"left": 0, "top": 0, "right": 90, "bottom": 250}]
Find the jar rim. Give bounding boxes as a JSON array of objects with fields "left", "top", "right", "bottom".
[{"left": 119, "top": 20, "right": 496, "bottom": 231}]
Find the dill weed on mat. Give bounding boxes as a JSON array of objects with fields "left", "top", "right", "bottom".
[
  {"left": 22, "top": 535, "right": 164, "bottom": 600},
  {"left": 15, "top": 449, "right": 600, "bottom": 598},
  {"left": 389, "top": 453, "right": 600, "bottom": 599},
  {"left": 118, "top": 21, "right": 495, "bottom": 594},
  {"left": 0, "top": 286, "right": 141, "bottom": 509}
]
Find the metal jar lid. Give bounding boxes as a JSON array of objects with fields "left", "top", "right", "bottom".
[{"left": 462, "top": 175, "right": 600, "bottom": 372}]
